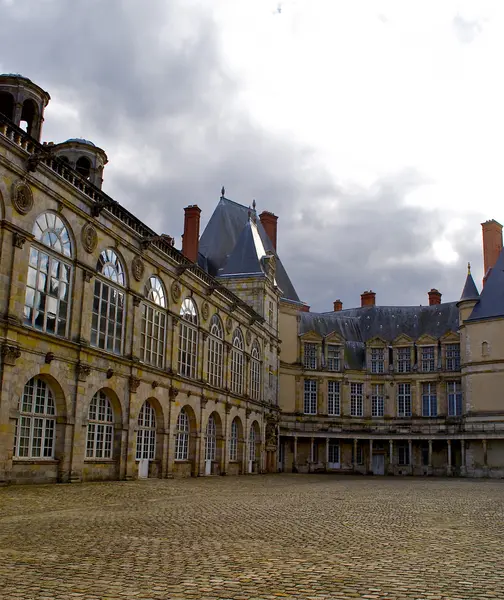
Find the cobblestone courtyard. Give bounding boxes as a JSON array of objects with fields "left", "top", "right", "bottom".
[{"left": 1, "top": 475, "right": 504, "bottom": 600}]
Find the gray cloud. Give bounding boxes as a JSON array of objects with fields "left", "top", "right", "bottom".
[
  {"left": 0, "top": 1, "right": 486, "bottom": 312},
  {"left": 453, "top": 15, "right": 483, "bottom": 44}
]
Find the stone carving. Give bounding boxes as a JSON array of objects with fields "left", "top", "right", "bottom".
[
  {"left": 132, "top": 294, "right": 141, "bottom": 307},
  {"left": 169, "top": 386, "right": 179, "bottom": 401},
  {"left": 225, "top": 401, "right": 232, "bottom": 414},
  {"left": 13, "top": 232, "right": 27, "bottom": 249},
  {"left": 81, "top": 223, "right": 98, "bottom": 253},
  {"left": 226, "top": 316, "right": 233, "bottom": 334},
  {"left": 171, "top": 281, "right": 182, "bottom": 303},
  {"left": 265, "top": 421, "right": 278, "bottom": 447},
  {"left": 12, "top": 181, "right": 33, "bottom": 215},
  {"left": 45, "top": 352, "right": 55, "bottom": 364},
  {"left": 76, "top": 362, "right": 91, "bottom": 382},
  {"left": 151, "top": 380, "right": 159, "bottom": 390},
  {"left": 129, "top": 376, "right": 141, "bottom": 392},
  {"left": 106, "top": 368, "right": 114, "bottom": 379},
  {"left": 201, "top": 301, "right": 209, "bottom": 322},
  {"left": 82, "top": 269, "right": 93, "bottom": 283},
  {"left": 246, "top": 330, "right": 252, "bottom": 346},
  {"left": 131, "top": 255, "right": 145, "bottom": 282},
  {"left": 1, "top": 343, "right": 21, "bottom": 366},
  {"left": 246, "top": 407, "right": 252, "bottom": 418}
]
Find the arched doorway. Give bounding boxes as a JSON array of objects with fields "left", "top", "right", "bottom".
[{"left": 248, "top": 421, "right": 261, "bottom": 474}]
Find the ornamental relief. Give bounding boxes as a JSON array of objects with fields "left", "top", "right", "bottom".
[
  {"left": 171, "top": 280, "right": 182, "bottom": 303},
  {"left": 201, "top": 301, "right": 209, "bottom": 322},
  {"left": 246, "top": 330, "right": 252, "bottom": 346},
  {"left": 225, "top": 316, "right": 233, "bottom": 334},
  {"left": 81, "top": 222, "right": 98, "bottom": 253},
  {"left": 131, "top": 255, "right": 145, "bottom": 282},
  {"left": 11, "top": 181, "right": 33, "bottom": 215}
]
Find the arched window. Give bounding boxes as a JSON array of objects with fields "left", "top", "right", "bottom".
[
  {"left": 76, "top": 156, "right": 91, "bottom": 179},
  {"left": 24, "top": 212, "right": 72, "bottom": 336},
  {"left": 207, "top": 314, "right": 223, "bottom": 387},
  {"left": 0, "top": 92, "right": 15, "bottom": 120},
  {"left": 230, "top": 328, "right": 244, "bottom": 395},
  {"left": 250, "top": 341, "right": 261, "bottom": 401},
  {"left": 204, "top": 414, "right": 217, "bottom": 462},
  {"left": 178, "top": 297, "right": 198, "bottom": 379},
  {"left": 175, "top": 409, "right": 189, "bottom": 460},
  {"left": 249, "top": 424, "right": 257, "bottom": 462},
  {"left": 136, "top": 401, "right": 156, "bottom": 460},
  {"left": 86, "top": 391, "right": 114, "bottom": 459},
  {"left": 141, "top": 276, "right": 167, "bottom": 368},
  {"left": 14, "top": 377, "right": 56, "bottom": 458},
  {"left": 20, "top": 99, "right": 37, "bottom": 135},
  {"left": 229, "top": 418, "right": 239, "bottom": 461},
  {"left": 91, "top": 249, "right": 125, "bottom": 354}
]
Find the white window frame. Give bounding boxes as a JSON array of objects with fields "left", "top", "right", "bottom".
[
  {"left": 326, "top": 344, "right": 341, "bottom": 372},
  {"left": 370, "top": 347, "right": 384, "bottom": 374},
  {"left": 86, "top": 390, "right": 114, "bottom": 459},
  {"left": 248, "top": 425, "right": 257, "bottom": 462},
  {"left": 230, "top": 329, "right": 245, "bottom": 395},
  {"left": 136, "top": 401, "right": 156, "bottom": 460},
  {"left": 250, "top": 342, "right": 261, "bottom": 400},
  {"left": 175, "top": 409, "right": 190, "bottom": 461},
  {"left": 446, "top": 344, "right": 461, "bottom": 371},
  {"left": 140, "top": 276, "right": 167, "bottom": 369},
  {"left": 352, "top": 443, "right": 363, "bottom": 465},
  {"left": 350, "top": 382, "right": 363, "bottom": 417},
  {"left": 14, "top": 377, "right": 56, "bottom": 459},
  {"left": 303, "top": 343, "right": 317, "bottom": 369},
  {"left": 397, "top": 383, "right": 412, "bottom": 417},
  {"left": 91, "top": 249, "right": 126, "bottom": 355},
  {"left": 328, "top": 441, "right": 340, "bottom": 464},
  {"left": 24, "top": 212, "right": 72, "bottom": 337},
  {"left": 398, "top": 445, "right": 410, "bottom": 466},
  {"left": 422, "top": 382, "right": 437, "bottom": 417},
  {"left": 421, "top": 346, "right": 435, "bottom": 372},
  {"left": 447, "top": 381, "right": 463, "bottom": 416},
  {"left": 178, "top": 298, "right": 198, "bottom": 379},
  {"left": 303, "top": 379, "right": 317, "bottom": 415},
  {"left": 207, "top": 315, "right": 224, "bottom": 388},
  {"left": 327, "top": 381, "right": 340, "bottom": 416},
  {"left": 229, "top": 419, "right": 239, "bottom": 461},
  {"left": 205, "top": 414, "right": 217, "bottom": 461},
  {"left": 396, "top": 347, "right": 411, "bottom": 373},
  {"left": 371, "top": 383, "right": 384, "bottom": 417}
]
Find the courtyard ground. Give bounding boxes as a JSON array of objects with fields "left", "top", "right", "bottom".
[{"left": 0, "top": 475, "right": 503, "bottom": 600}]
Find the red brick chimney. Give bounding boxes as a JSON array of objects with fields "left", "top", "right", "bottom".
[
  {"left": 482, "top": 219, "right": 503, "bottom": 286},
  {"left": 361, "top": 290, "right": 376, "bottom": 307},
  {"left": 182, "top": 205, "right": 201, "bottom": 263},
  {"left": 259, "top": 211, "right": 278, "bottom": 251},
  {"left": 333, "top": 299, "right": 343, "bottom": 311},
  {"left": 428, "top": 289, "right": 442, "bottom": 305}
]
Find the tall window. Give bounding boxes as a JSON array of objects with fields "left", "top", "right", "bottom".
[
  {"left": 230, "top": 329, "right": 244, "bottom": 395},
  {"left": 327, "top": 381, "right": 340, "bottom": 416},
  {"left": 447, "top": 381, "right": 463, "bottom": 416},
  {"left": 304, "top": 379, "right": 317, "bottom": 414},
  {"left": 421, "top": 346, "right": 435, "bottom": 372},
  {"left": 91, "top": 249, "right": 125, "bottom": 354},
  {"left": 205, "top": 415, "right": 217, "bottom": 462},
  {"left": 141, "top": 276, "right": 166, "bottom": 369},
  {"left": 175, "top": 409, "right": 189, "bottom": 460},
  {"left": 327, "top": 345, "right": 340, "bottom": 371},
  {"left": 396, "top": 347, "right": 411, "bottom": 373},
  {"left": 248, "top": 425, "right": 257, "bottom": 462},
  {"left": 207, "top": 315, "right": 224, "bottom": 387},
  {"left": 229, "top": 418, "right": 239, "bottom": 461},
  {"left": 14, "top": 377, "right": 55, "bottom": 458},
  {"left": 24, "top": 212, "right": 72, "bottom": 336},
  {"left": 370, "top": 348, "right": 384, "bottom": 373},
  {"left": 352, "top": 443, "right": 363, "bottom": 465},
  {"left": 136, "top": 401, "right": 156, "bottom": 460},
  {"left": 446, "top": 344, "right": 461, "bottom": 371},
  {"left": 397, "top": 383, "right": 412, "bottom": 417},
  {"left": 178, "top": 298, "right": 198, "bottom": 379},
  {"left": 86, "top": 391, "right": 114, "bottom": 459},
  {"left": 328, "top": 442, "right": 340, "bottom": 464},
  {"left": 268, "top": 300, "right": 274, "bottom": 327},
  {"left": 422, "top": 382, "right": 437, "bottom": 417},
  {"left": 304, "top": 343, "right": 317, "bottom": 369},
  {"left": 371, "top": 383, "right": 384, "bottom": 417},
  {"left": 398, "top": 444, "right": 410, "bottom": 466},
  {"left": 250, "top": 341, "right": 261, "bottom": 401},
  {"left": 350, "top": 382, "right": 363, "bottom": 417}
]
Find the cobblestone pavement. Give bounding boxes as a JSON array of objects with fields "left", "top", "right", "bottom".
[{"left": 1, "top": 475, "right": 504, "bottom": 600}]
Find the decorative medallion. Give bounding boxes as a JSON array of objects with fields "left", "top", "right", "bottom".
[
  {"left": 171, "top": 280, "right": 182, "bottom": 303},
  {"left": 12, "top": 181, "right": 33, "bottom": 215},
  {"left": 246, "top": 330, "right": 252, "bottom": 346},
  {"left": 81, "top": 222, "right": 98, "bottom": 253},
  {"left": 131, "top": 255, "right": 145, "bottom": 282},
  {"left": 201, "top": 301, "right": 209, "bottom": 322},
  {"left": 226, "top": 316, "right": 233, "bottom": 334}
]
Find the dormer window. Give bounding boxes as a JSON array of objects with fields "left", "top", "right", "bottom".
[
  {"left": 304, "top": 343, "right": 317, "bottom": 369},
  {"left": 326, "top": 344, "right": 340, "bottom": 371},
  {"left": 370, "top": 348, "right": 384, "bottom": 373},
  {"left": 421, "top": 346, "right": 435, "bottom": 372},
  {"left": 446, "top": 344, "right": 460, "bottom": 371},
  {"left": 396, "top": 347, "right": 411, "bottom": 373}
]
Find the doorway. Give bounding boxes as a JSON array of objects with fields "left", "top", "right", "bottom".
[{"left": 372, "top": 454, "right": 385, "bottom": 475}]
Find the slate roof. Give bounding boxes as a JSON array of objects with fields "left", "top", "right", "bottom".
[
  {"left": 467, "top": 248, "right": 504, "bottom": 321},
  {"left": 198, "top": 196, "right": 301, "bottom": 303},
  {"left": 459, "top": 270, "right": 480, "bottom": 302}
]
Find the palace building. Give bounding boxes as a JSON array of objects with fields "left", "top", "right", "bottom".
[{"left": 1, "top": 73, "right": 504, "bottom": 484}]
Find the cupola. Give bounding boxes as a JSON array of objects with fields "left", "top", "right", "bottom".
[{"left": 52, "top": 138, "right": 108, "bottom": 189}]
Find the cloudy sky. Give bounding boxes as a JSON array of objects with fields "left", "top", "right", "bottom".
[{"left": 1, "top": 0, "right": 503, "bottom": 312}]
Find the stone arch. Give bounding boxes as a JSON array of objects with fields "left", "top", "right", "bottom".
[
  {"left": 229, "top": 414, "right": 245, "bottom": 475},
  {"left": 20, "top": 98, "right": 39, "bottom": 136},
  {"left": 249, "top": 419, "right": 261, "bottom": 473},
  {"left": 11, "top": 369, "right": 70, "bottom": 420},
  {"left": 0, "top": 90, "right": 15, "bottom": 120},
  {"left": 76, "top": 155, "right": 92, "bottom": 179},
  {"left": 31, "top": 209, "right": 75, "bottom": 258},
  {"left": 134, "top": 397, "right": 164, "bottom": 478},
  {"left": 173, "top": 404, "right": 198, "bottom": 477},
  {"left": 96, "top": 246, "right": 128, "bottom": 288},
  {"left": 203, "top": 410, "right": 224, "bottom": 475},
  {"left": 85, "top": 385, "right": 124, "bottom": 427}
]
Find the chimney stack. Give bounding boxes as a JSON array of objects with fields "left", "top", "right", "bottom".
[
  {"left": 333, "top": 299, "right": 343, "bottom": 312},
  {"left": 361, "top": 290, "right": 376, "bottom": 307},
  {"left": 428, "top": 289, "right": 442, "bottom": 305},
  {"left": 259, "top": 211, "right": 278, "bottom": 251},
  {"left": 182, "top": 205, "right": 201, "bottom": 263},
  {"left": 482, "top": 219, "right": 503, "bottom": 286}
]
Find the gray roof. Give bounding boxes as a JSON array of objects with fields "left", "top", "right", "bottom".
[
  {"left": 198, "top": 196, "right": 301, "bottom": 302},
  {"left": 65, "top": 138, "right": 96, "bottom": 146},
  {"left": 300, "top": 303, "right": 459, "bottom": 343},
  {"left": 459, "top": 271, "right": 480, "bottom": 302},
  {"left": 467, "top": 248, "right": 504, "bottom": 321}
]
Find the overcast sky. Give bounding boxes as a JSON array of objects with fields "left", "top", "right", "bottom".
[{"left": 1, "top": 0, "right": 502, "bottom": 312}]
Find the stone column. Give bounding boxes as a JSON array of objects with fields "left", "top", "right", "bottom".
[
  {"left": 293, "top": 436, "right": 298, "bottom": 471},
  {"left": 369, "top": 439, "right": 373, "bottom": 474},
  {"left": 353, "top": 438, "right": 358, "bottom": 472},
  {"left": 482, "top": 439, "right": 488, "bottom": 476},
  {"left": 309, "top": 436, "right": 314, "bottom": 472},
  {"left": 447, "top": 439, "right": 452, "bottom": 476},
  {"left": 428, "top": 439, "right": 433, "bottom": 473},
  {"left": 388, "top": 439, "right": 394, "bottom": 474},
  {"left": 325, "top": 437, "right": 330, "bottom": 471},
  {"left": 408, "top": 439, "right": 413, "bottom": 473},
  {"left": 460, "top": 440, "right": 466, "bottom": 476},
  {"left": 223, "top": 402, "right": 231, "bottom": 475}
]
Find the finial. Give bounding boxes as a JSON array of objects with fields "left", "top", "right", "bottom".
[
  {"left": 221, "top": 186, "right": 225, "bottom": 198},
  {"left": 252, "top": 199, "right": 256, "bottom": 211},
  {"left": 468, "top": 262, "right": 471, "bottom": 274}
]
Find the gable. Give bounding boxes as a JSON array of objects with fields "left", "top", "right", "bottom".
[
  {"left": 366, "top": 335, "right": 388, "bottom": 347},
  {"left": 300, "top": 330, "right": 323, "bottom": 342},
  {"left": 416, "top": 334, "right": 438, "bottom": 345},
  {"left": 393, "top": 333, "right": 413, "bottom": 345},
  {"left": 324, "top": 331, "right": 345, "bottom": 344},
  {"left": 440, "top": 331, "right": 460, "bottom": 343}
]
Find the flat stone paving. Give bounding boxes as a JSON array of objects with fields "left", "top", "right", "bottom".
[{"left": 1, "top": 475, "right": 504, "bottom": 600}]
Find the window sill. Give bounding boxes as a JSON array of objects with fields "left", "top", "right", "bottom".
[
  {"left": 174, "top": 459, "right": 191, "bottom": 463},
  {"left": 84, "top": 459, "right": 115, "bottom": 463},
  {"left": 13, "top": 459, "right": 58, "bottom": 465}
]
